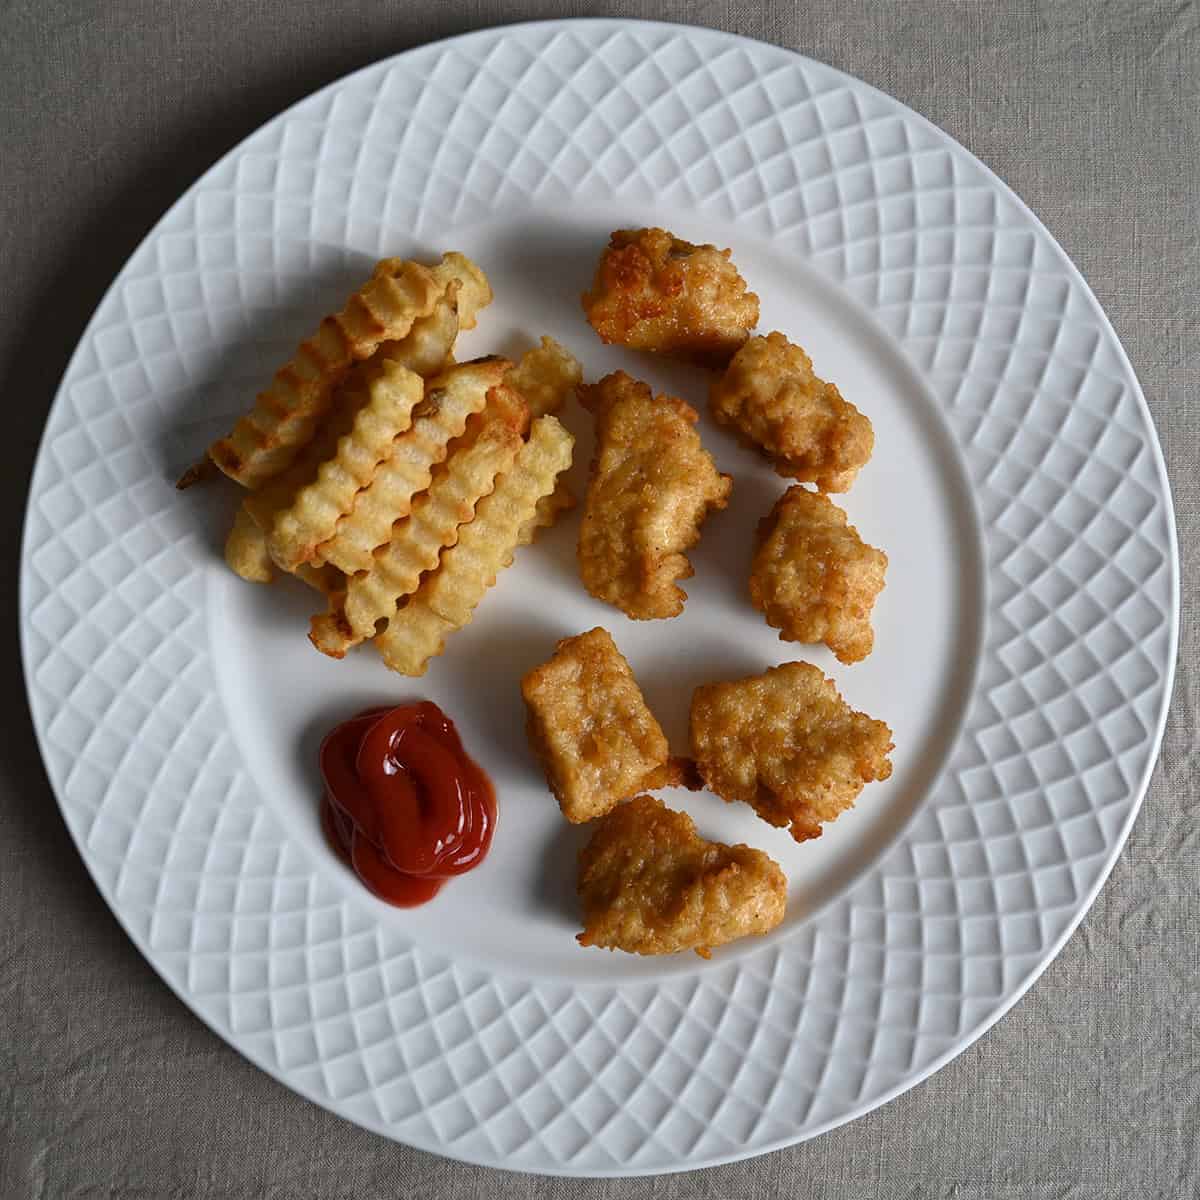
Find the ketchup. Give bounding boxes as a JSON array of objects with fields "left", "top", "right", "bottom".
[{"left": 319, "top": 703, "right": 496, "bottom": 907}]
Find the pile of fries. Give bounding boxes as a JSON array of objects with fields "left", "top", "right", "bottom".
[{"left": 187, "top": 253, "right": 580, "bottom": 675}]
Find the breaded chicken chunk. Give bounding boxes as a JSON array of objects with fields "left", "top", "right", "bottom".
[
  {"left": 710, "top": 332, "right": 874, "bottom": 491},
  {"left": 690, "top": 662, "right": 893, "bottom": 842},
  {"left": 522, "top": 627, "right": 677, "bottom": 823},
  {"left": 577, "top": 795, "right": 786, "bottom": 957},
  {"left": 751, "top": 488, "right": 887, "bottom": 664},
  {"left": 578, "top": 371, "right": 732, "bottom": 619},
  {"left": 582, "top": 228, "right": 760, "bottom": 367}
]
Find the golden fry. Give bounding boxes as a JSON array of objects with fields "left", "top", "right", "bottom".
[
  {"left": 521, "top": 627, "right": 674, "bottom": 823},
  {"left": 577, "top": 371, "right": 731, "bottom": 619},
  {"left": 505, "top": 337, "right": 582, "bottom": 417},
  {"left": 374, "top": 414, "right": 574, "bottom": 675},
  {"left": 750, "top": 488, "right": 887, "bottom": 664},
  {"left": 710, "top": 332, "right": 874, "bottom": 491},
  {"left": 267, "top": 362, "right": 423, "bottom": 570},
  {"left": 312, "top": 387, "right": 529, "bottom": 654},
  {"left": 690, "top": 662, "right": 893, "bottom": 842},
  {"left": 375, "top": 285, "right": 460, "bottom": 377},
  {"left": 176, "top": 457, "right": 218, "bottom": 489},
  {"left": 315, "top": 357, "right": 511, "bottom": 574},
  {"left": 293, "top": 561, "right": 345, "bottom": 598},
  {"left": 515, "top": 480, "right": 574, "bottom": 549},
  {"left": 225, "top": 503, "right": 346, "bottom": 599},
  {"left": 240, "top": 380, "right": 365, "bottom": 540},
  {"left": 209, "top": 259, "right": 441, "bottom": 487},
  {"left": 427, "top": 252, "right": 492, "bottom": 330},
  {"left": 582, "top": 227, "right": 759, "bottom": 367},
  {"left": 370, "top": 251, "right": 490, "bottom": 374},
  {"left": 224, "top": 504, "right": 274, "bottom": 583},
  {"left": 577, "top": 795, "right": 786, "bottom": 957}
]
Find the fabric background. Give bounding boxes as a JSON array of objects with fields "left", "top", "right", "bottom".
[{"left": 2, "top": 2, "right": 1196, "bottom": 1196}]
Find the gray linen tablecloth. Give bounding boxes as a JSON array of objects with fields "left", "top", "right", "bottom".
[{"left": 2, "top": 2, "right": 1196, "bottom": 1196}]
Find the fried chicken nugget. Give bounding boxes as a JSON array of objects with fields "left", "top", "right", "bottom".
[
  {"left": 710, "top": 332, "right": 874, "bottom": 492},
  {"left": 751, "top": 488, "right": 887, "bottom": 664},
  {"left": 578, "top": 371, "right": 731, "bottom": 620},
  {"left": 577, "top": 795, "right": 786, "bottom": 958},
  {"left": 582, "top": 228, "right": 760, "bottom": 366},
  {"left": 690, "top": 662, "right": 893, "bottom": 842},
  {"left": 521, "top": 627, "right": 677, "bottom": 823}
]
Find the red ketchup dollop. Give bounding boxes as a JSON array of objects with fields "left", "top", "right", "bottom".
[{"left": 319, "top": 703, "right": 496, "bottom": 907}]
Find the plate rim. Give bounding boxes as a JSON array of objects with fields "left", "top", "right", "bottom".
[{"left": 19, "top": 16, "right": 1180, "bottom": 1176}]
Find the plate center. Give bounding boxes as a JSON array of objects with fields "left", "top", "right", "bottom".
[{"left": 210, "top": 208, "right": 985, "bottom": 983}]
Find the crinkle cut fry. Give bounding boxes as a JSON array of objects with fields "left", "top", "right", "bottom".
[
  {"left": 225, "top": 504, "right": 345, "bottom": 597},
  {"left": 505, "top": 337, "right": 582, "bottom": 418},
  {"left": 240, "top": 375, "right": 368, "bottom": 536},
  {"left": 225, "top": 504, "right": 274, "bottom": 583},
  {"left": 312, "top": 386, "right": 529, "bottom": 653},
  {"left": 516, "top": 480, "right": 575, "bottom": 549},
  {"left": 373, "top": 250, "right": 493, "bottom": 377},
  {"left": 374, "top": 415, "right": 574, "bottom": 675},
  {"left": 419, "top": 416, "right": 574, "bottom": 628},
  {"left": 208, "top": 259, "right": 441, "bottom": 488},
  {"left": 314, "top": 357, "right": 512, "bottom": 574},
  {"left": 293, "top": 561, "right": 344, "bottom": 597},
  {"left": 375, "top": 283, "right": 461, "bottom": 378},
  {"left": 176, "top": 457, "right": 218, "bottom": 489},
  {"left": 427, "top": 252, "right": 492, "bottom": 331},
  {"left": 220, "top": 411, "right": 351, "bottom": 598},
  {"left": 267, "top": 361, "right": 423, "bottom": 570}
]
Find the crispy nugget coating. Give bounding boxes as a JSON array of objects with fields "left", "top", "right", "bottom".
[
  {"left": 690, "top": 662, "right": 893, "bottom": 842},
  {"left": 711, "top": 332, "right": 874, "bottom": 492},
  {"left": 578, "top": 372, "right": 732, "bottom": 620},
  {"left": 522, "top": 628, "right": 674, "bottom": 823},
  {"left": 751, "top": 488, "right": 887, "bottom": 664},
  {"left": 582, "top": 228, "right": 760, "bottom": 367},
  {"left": 577, "top": 795, "right": 786, "bottom": 957}
]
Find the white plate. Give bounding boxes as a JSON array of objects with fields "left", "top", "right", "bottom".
[{"left": 20, "top": 19, "right": 1178, "bottom": 1176}]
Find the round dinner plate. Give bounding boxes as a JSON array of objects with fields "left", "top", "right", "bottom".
[{"left": 20, "top": 19, "right": 1178, "bottom": 1176}]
